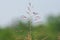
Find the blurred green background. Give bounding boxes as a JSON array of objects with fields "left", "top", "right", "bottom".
[{"left": 0, "top": 14, "right": 60, "bottom": 40}]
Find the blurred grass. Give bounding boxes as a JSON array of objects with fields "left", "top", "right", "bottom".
[{"left": 0, "top": 14, "right": 60, "bottom": 40}]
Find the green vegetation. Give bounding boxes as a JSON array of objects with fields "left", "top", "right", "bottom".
[{"left": 0, "top": 14, "right": 60, "bottom": 40}]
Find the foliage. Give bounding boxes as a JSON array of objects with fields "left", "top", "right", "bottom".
[{"left": 0, "top": 14, "right": 60, "bottom": 40}]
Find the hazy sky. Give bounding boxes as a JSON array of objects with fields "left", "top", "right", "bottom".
[{"left": 0, "top": 0, "right": 60, "bottom": 26}]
